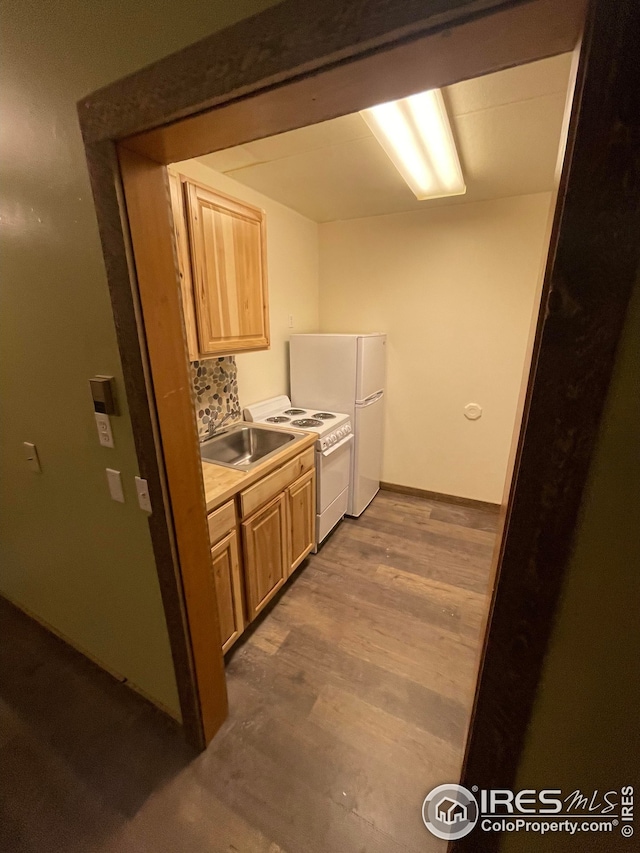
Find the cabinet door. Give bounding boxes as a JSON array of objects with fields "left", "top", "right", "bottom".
[
  {"left": 242, "top": 493, "right": 287, "bottom": 619},
  {"left": 185, "top": 181, "right": 269, "bottom": 356},
  {"left": 287, "top": 469, "right": 316, "bottom": 575},
  {"left": 210, "top": 530, "right": 245, "bottom": 653}
]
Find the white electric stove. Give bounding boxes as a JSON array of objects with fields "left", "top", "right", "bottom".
[{"left": 243, "top": 396, "right": 353, "bottom": 545}]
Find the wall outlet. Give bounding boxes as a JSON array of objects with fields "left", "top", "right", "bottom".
[
  {"left": 288, "top": 314, "right": 294, "bottom": 328},
  {"left": 95, "top": 412, "right": 114, "bottom": 447}
]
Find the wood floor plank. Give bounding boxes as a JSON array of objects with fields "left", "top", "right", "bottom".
[
  {"left": 336, "top": 625, "right": 479, "bottom": 704},
  {"left": 245, "top": 619, "right": 291, "bottom": 656},
  {"left": 351, "top": 515, "right": 496, "bottom": 568},
  {"left": 309, "top": 683, "right": 462, "bottom": 778},
  {"left": 266, "top": 580, "right": 482, "bottom": 703},
  {"left": 242, "top": 696, "right": 449, "bottom": 852},
  {"left": 265, "top": 628, "right": 470, "bottom": 747},
  {"left": 199, "top": 729, "right": 414, "bottom": 853},
  {"left": 98, "top": 768, "right": 287, "bottom": 853},
  {"left": 374, "top": 563, "right": 489, "bottom": 628},
  {"left": 297, "top": 555, "right": 488, "bottom": 641},
  {"left": 428, "top": 501, "right": 499, "bottom": 532},
  {"left": 1, "top": 490, "right": 495, "bottom": 853},
  {"left": 323, "top": 522, "right": 493, "bottom": 593}
]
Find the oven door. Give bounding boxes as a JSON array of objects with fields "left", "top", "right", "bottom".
[{"left": 317, "top": 434, "right": 353, "bottom": 513}]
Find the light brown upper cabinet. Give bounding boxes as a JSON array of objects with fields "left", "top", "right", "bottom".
[{"left": 168, "top": 171, "right": 270, "bottom": 359}]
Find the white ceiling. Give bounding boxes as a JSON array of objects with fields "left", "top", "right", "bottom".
[{"left": 196, "top": 53, "right": 572, "bottom": 223}]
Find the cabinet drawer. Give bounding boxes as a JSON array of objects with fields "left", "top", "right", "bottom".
[
  {"left": 207, "top": 498, "right": 237, "bottom": 544},
  {"left": 240, "top": 448, "right": 315, "bottom": 518}
]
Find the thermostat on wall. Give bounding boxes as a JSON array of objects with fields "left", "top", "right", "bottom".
[{"left": 89, "top": 375, "right": 117, "bottom": 415}]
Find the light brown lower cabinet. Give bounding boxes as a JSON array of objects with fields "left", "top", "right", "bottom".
[
  {"left": 208, "top": 452, "right": 317, "bottom": 653},
  {"left": 210, "top": 529, "right": 245, "bottom": 654},
  {"left": 287, "top": 469, "right": 316, "bottom": 575},
  {"left": 242, "top": 492, "right": 289, "bottom": 619}
]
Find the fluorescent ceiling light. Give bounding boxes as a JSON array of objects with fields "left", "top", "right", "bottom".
[{"left": 361, "top": 89, "right": 465, "bottom": 200}]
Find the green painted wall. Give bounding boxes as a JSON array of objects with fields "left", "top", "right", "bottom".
[
  {"left": 502, "top": 272, "right": 640, "bottom": 851},
  {"left": 0, "top": 0, "right": 277, "bottom": 715}
]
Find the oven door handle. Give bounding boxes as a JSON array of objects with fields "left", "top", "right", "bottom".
[{"left": 321, "top": 433, "right": 353, "bottom": 457}]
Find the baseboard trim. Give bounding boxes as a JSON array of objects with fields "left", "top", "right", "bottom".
[
  {"left": 380, "top": 481, "right": 500, "bottom": 512},
  {"left": 0, "top": 592, "right": 182, "bottom": 723}
]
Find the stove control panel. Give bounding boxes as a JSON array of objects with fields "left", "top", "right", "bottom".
[{"left": 320, "top": 422, "right": 352, "bottom": 451}]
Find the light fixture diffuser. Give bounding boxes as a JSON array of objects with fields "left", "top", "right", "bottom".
[{"left": 361, "top": 89, "right": 465, "bottom": 200}]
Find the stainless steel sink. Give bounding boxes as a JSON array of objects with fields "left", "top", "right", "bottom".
[{"left": 200, "top": 423, "right": 304, "bottom": 471}]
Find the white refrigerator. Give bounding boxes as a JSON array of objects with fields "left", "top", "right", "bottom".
[{"left": 290, "top": 333, "right": 386, "bottom": 517}]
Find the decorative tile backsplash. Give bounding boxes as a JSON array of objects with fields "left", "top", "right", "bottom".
[{"left": 190, "top": 356, "right": 241, "bottom": 440}]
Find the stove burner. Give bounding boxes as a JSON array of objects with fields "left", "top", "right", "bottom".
[
  {"left": 283, "top": 408, "right": 306, "bottom": 415},
  {"left": 291, "top": 418, "right": 323, "bottom": 428},
  {"left": 312, "top": 412, "right": 336, "bottom": 419},
  {"left": 265, "top": 416, "right": 290, "bottom": 423}
]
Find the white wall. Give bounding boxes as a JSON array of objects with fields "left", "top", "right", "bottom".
[
  {"left": 319, "top": 193, "right": 553, "bottom": 504},
  {"left": 174, "top": 159, "right": 320, "bottom": 407}
]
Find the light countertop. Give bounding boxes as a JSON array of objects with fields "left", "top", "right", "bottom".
[{"left": 201, "top": 429, "right": 316, "bottom": 512}]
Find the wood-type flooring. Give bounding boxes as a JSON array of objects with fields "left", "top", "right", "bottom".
[{"left": 0, "top": 491, "right": 498, "bottom": 853}]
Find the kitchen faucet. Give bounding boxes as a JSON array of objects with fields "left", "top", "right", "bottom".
[{"left": 204, "top": 410, "right": 237, "bottom": 440}]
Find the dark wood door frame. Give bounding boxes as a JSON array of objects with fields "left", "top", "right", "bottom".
[
  {"left": 78, "top": 1, "right": 639, "bottom": 830},
  {"left": 457, "top": 5, "right": 640, "bottom": 848}
]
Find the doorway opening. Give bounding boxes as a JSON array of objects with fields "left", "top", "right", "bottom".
[
  {"left": 149, "top": 53, "right": 575, "bottom": 841},
  {"left": 107, "top": 0, "right": 577, "bottom": 739}
]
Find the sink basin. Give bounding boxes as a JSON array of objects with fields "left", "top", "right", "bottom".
[{"left": 200, "top": 423, "right": 303, "bottom": 471}]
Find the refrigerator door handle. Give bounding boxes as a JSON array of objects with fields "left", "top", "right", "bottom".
[{"left": 356, "top": 390, "right": 384, "bottom": 407}]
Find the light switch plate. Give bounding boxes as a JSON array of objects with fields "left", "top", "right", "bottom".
[
  {"left": 134, "top": 476, "right": 152, "bottom": 513},
  {"left": 23, "top": 442, "right": 42, "bottom": 473},
  {"left": 106, "top": 468, "right": 125, "bottom": 503}
]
